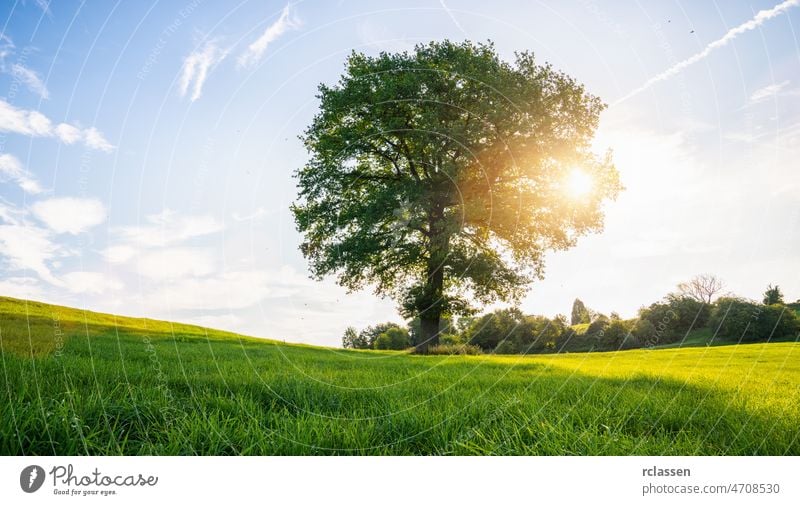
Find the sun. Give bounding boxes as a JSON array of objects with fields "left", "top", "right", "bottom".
[{"left": 564, "top": 168, "right": 594, "bottom": 198}]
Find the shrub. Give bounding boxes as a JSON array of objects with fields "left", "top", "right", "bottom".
[
  {"left": 465, "top": 308, "right": 525, "bottom": 351},
  {"left": 710, "top": 297, "right": 799, "bottom": 341},
  {"left": 632, "top": 318, "right": 658, "bottom": 347},
  {"left": 373, "top": 327, "right": 411, "bottom": 350},
  {"left": 494, "top": 339, "right": 519, "bottom": 354},
  {"left": 601, "top": 319, "right": 634, "bottom": 349},
  {"left": 637, "top": 295, "right": 709, "bottom": 345}
]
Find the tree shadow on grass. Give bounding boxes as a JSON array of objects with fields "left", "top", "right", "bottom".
[{"left": 1, "top": 332, "right": 798, "bottom": 455}]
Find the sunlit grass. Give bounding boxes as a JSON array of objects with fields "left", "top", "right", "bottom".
[{"left": 1, "top": 296, "right": 798, "bottom": 455}]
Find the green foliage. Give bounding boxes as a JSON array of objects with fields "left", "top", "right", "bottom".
[
  {"left": 637, "top": 295, "right": 709, "bottom": 345},
  {"left": 373, "top": 327, "right": 411, "bottom": 350},
  {"left": 465, "top": 308, "right": 522, "bottom": 351},
  {"left": 408, "top": 315, "right": 456, "bottom": 346},
  {"left": 632, "top": 318, "right": 658, "bottom": 347},
  {"left": 570, "top": 298, "right": 592, "bottom": 325},
  {"left": 342, "top": 326, "right": 367, "bottom": 349},
  {"left": 347, "top": 322, "right": 403, "bottom": 349},
  {"left": 586, "top": 314, "right": 610, "bottom": 336},
  {"left": 292, "top": 40, "right": 621, "bottom": 350},
  {"left": 711, "top": 297, "right": 799, "bottom": 342},
  {"left": 763, "top": 284, "right": 784, "bottom": 305},
  {"left": 601, "top": 319, "right": 635, "bottom": 349},
  {"left": 465, "top": 309, "right": 564, "bottom": 353}
]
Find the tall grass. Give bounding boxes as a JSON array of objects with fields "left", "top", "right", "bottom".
[{"left": 1, "top": 296, "right": 798, "bottom": 455}]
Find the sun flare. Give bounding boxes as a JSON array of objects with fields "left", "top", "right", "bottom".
[{"left": 565, "top": 169, "right": 594, "bottom": 198}]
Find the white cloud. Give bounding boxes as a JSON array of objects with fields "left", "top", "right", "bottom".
[
  {"left": 0, "top": 153, "right": 42, "bottom": 194},
  {"left": 144, "top": 268, "right": 303, "bottom": 311},
  {"left": 615, "top": 0, "right": 800, "bottom": 104},
  {"left": 0, "top": 34, "right": 13, "bottom": 62},
  {"left": 0, "top": 276, "right": 44, "bottom": 300},
  {"left": 32, "top": 197, "right": 106, "bottom": 234},
  {"left": 0, "top": 223, "right": 62, "bottom": 285},
  {"left": 54, "top": 123, "right": 82, "bottom": 144},
  {"left": 186, "top": 313, "right": 243, "bottom": 330},
  {"left": 179, "top": 40, "right": 229, "bottom": 102},
  {"left": 101, "top": 244, "right": 137, "bottom": 264},
  {"left": 62, "top": 271, "right": 123, "bottom": 294},
  {"left": 0, "top": 200, "right": 26, "bottom": 225},
  {"left": 114, "top": 210, "right": 223, "bottom": 247},
  {"left": 232, "top": 207, "right": 269, "bottom": 221},
  {"left": 0, "top": 99, "right": 114, "bottom": 151},
  {"left": 10, "top": 63, "right": 49, "bottom": 99},
  {"left": 136, "top": 247, "right": 215, "bottom": 280},
  {"left": 0, "top": 35, "right": 49, "bottom": 99},
  {"left": 749, "top": 80, "right": 790, "bottom": 103},
  {"left": 83, "top": 126, "right": 114, "bottom": 152},
  {"left": 237, "top": 4, "right": 299, "bottom": 69}
]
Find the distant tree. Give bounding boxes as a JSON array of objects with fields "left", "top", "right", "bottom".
[
  {"left": 571, "top": 298, "right": 592, "bottom": 325},
  {"left": 631, "top": 318, "right": 657, "bottom": 347},
  {"left": 466, "top": 308, "right": 525, "bottom": 351},
  {"left": 677, "top": 274, "right": 724, "bottom": 304},
  {"left": 636, "top": 294, "right": 710, "bottom": 345},
  {"left": 342, "top": 326, "right": 368, "bottom": 349},
  {"left": 373, "top": 327, "right": 411, "bottom": 350},
  {"left": 602, "top": 319, "right": 633, "bottom": 349},
  {"left": 763, "top": 284, "right": 784, "bottom": 305},
  {"left": 346, "top": 322, "right": 404, "bottom": 349},
  {"left": 710, "top": 297, "right": 798, "bottom": 341},
  {"left": 292, "top": 40, "right": 621, "bottom": 352}
]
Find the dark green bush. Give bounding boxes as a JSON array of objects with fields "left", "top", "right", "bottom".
[
  {"left": 710, "top": 297, "right": 799, "bottom": 341},
  {"left": 373, "top": 327, "right": 411, "bottom": 350}
]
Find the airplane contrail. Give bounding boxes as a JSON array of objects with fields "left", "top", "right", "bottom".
[
  {"left": 440, "top": 0, "right": 468, "bottom": 37},
  {"left": 613, "top": 0, "right": 799, "bottom": 106}
]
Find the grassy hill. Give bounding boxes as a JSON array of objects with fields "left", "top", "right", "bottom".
[{"left": 1, "top": 296, "right": 799, "bottom": 455}]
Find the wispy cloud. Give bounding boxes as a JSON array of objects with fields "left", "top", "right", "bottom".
[
  {"left": 135, "top": 247, "right": 215, "bottom": 280},
  {"left": 0, "top": 153, "right": 42, "bottom": 194},
  {"left": 10, "top": 64, "right": 49, "bottom": 99},
  {"left": 0, "top": 99, "right": 114, "bottom": 151},
  {"left": 0, "top": 223, "right": 63, "bottom": 285},
  {"left": 237, "top": 4, "right": 299, "bottom": 69},
  {"left": 232, "top": 207, "right": 270, "bottom": 221},
  {"left": 615, "top": 0, "right": 800, "bottom": 105},
  {"left": 112, "top": 209, "right": 223, "bottom": 248},
  {"left": 0, "top": 35, "right": 50, "bottom": 99},
  {"left": 179, "top": 39, "right": 229, "bottom": 102},
  {"left": 749, "top": 80, "right": 790, "bottom": 103},
  {"left": 62, "top": 271, "right": 123, "bottom": 295}
]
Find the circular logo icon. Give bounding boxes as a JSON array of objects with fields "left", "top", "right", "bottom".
[{"left": 20, "top": 465, "right": 45, "bottom": 493}]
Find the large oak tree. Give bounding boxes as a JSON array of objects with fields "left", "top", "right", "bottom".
[{"left": 293, "top": 41, "right": 621, "bottom": 352}]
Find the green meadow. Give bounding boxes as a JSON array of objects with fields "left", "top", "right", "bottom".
[{"left": 1, "top": 296, "right": 798, "bottom": 455}]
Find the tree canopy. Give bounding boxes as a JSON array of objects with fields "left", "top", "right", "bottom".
[{"left": 293, "top": 40, "right": 621, "bottom": 352}]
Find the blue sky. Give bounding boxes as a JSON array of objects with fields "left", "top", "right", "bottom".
[{"left": 0, "top": 0, "right": 798, "bottom": 345}]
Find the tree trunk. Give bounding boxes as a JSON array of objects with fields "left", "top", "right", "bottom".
[
  {"left": 415, "top": 197, "right": 447, "bottom": 354},
  {"left": 417, "top": 315, "right": 440, "bottom": 354}
]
